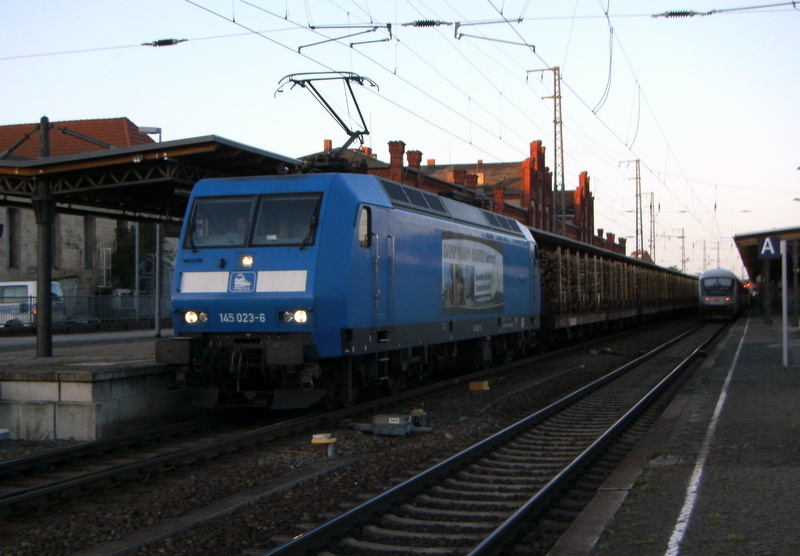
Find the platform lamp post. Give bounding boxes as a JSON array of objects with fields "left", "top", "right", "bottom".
[
  {"left": 793, "top": 198, "right": 800, "bottom": 326},
  {"left": 34, "top": 116, "right": 55, "bottom": 357},
  {"left": 137, "top": 127, "right": 162, "bottom": 326}
]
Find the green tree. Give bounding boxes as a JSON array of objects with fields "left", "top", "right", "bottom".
[{"left": 110, "top": 223, "right": 157, "bottom": 290}]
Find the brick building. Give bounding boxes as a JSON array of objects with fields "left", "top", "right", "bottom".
[
  {"left": 0, "top": 117, "right": 155, "bottom": 159},
  {"left": 1, "top": 118, "right": 627, "bottom": 299},
  {"left": 0, "top": 118, "right": 158, "bottom": 296},
  {"left": 310, "top": 139, "right": 625, "bottom": 254}
]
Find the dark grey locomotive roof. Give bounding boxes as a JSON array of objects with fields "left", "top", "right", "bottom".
[{"left": 378, "top": 178, "right": 524, "bottom": 237}]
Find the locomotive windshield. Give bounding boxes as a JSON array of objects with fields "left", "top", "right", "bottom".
[
  {"left": 702, "top": 276, "right": 734, "bottom": 295},
  {"left": 184, "top": 196, "right": 255, "bottom": 249},
  {"left": 251, "top": 193, "right": 322, "bottom": 247},
  {"left": 184, "top": 193, "right": 322, "bottom": 249}
]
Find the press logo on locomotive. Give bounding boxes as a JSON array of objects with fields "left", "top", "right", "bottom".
[{"left": 229, "top": 272, "right": 256, "bottom": 293}]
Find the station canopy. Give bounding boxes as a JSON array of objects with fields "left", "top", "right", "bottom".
[
  {"left": 734, "top": 226, "right": 800, "bottom": 283},
  {"left": 0, "top": 135, "right": 302, "bottom": 226},
  {"left": 0, "top": 120, "right": 305, "bottom": 357}
]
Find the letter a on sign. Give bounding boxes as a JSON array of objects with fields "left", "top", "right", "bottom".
[{"left": 758, "top": 236, "right": 781, "bottom": 259}]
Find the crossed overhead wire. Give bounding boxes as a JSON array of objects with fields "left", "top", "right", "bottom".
[{"left": 4, "top": 0, "right": 791, "bottom": 258}]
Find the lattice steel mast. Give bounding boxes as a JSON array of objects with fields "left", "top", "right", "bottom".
[
  {"left": 527, "top": 66, "right": 566, "bottom": 235},
  {"left": 550, "top": 67, "right": 566, "bottom": 236},
  {"left": 634, "top": 159, "right": 643, "bottom": 256},
  {"left": 649, "top": 192, "right": 656, "bottom": 262}
]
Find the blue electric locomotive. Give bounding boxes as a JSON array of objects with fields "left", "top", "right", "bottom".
[
  {"left": 156, "top": 173, "right": 541, "bottom": 408},
  {"left": 699, "top": 268, "right": 745, "bottom": 320}
]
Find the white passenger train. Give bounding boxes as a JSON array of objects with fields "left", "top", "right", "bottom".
[{"left": 698, "top": 268, "right": 746, "bottom": 320}]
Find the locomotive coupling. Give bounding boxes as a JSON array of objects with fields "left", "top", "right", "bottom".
[{"left": 301, "top": 364, "right": 321, "bottom": 389}]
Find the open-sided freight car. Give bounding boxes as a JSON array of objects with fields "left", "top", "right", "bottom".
[{"left": 532, "top": 228, "right": 697, "bottom": 342}]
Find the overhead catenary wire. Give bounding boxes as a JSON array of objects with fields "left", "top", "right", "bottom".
[
  {"left": 4, "top": 1, "right": 785, "bottom": 272},
  {"left": 230, "top": 0, "right": 527, "bottom": 160},
  {"left": 590, "top": 0, "right": 614, "bottom": 114},
  {"left": 0, "top": 4, "right": 689, "bottom": 230},
  {"left": 653, "top": 1, "right": 800, "bottom": 18}
]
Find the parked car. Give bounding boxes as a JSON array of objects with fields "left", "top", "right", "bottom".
[{"left": 0, "top": 280, "right": 65, "bottom": 327}]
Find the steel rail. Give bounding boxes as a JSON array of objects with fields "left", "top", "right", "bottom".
[
  {"left": 468, "top": 322, "right": 727, "bottom": 554},
  {"left": 0, "top": 351, "right": 543, "bottom": 515},
  {"left": 0, "top": 317, "right": 654, "bottom": 495},
  {"left": 0, "top": 411, "right": 335, "bottom": 516},
  {"left": 0, "top": 418, "right": 221, "bottom": 478},
  {"left": 263, "top": 323, "right": 716, "bottom": 555},
  {"left": 0, "top": 320, "right": 699, "bottom": 519}
]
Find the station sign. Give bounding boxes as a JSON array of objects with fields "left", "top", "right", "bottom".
[{"left": 757, "top": 236, "right": 782, "bottom": 259}]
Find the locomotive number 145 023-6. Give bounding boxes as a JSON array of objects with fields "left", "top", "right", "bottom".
[{"left": 219, "top": 312, "right": 267, "bottom": 324}]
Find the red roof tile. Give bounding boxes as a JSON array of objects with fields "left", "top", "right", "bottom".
[{"left": 0, "top": 117, "right": 155, "bottom": 159}]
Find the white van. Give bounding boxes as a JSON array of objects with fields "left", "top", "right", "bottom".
[{"left": 0, "top": 281, "right": 64, "bottom": 327}]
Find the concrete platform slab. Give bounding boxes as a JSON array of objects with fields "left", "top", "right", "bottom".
[
  {"left": 550, "top": 316, "right": 800, "bottom": 555},
  {"left": 0, "top": 328, "right": 194, "bottom": 441}
]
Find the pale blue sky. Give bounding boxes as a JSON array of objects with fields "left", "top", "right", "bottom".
[{"left": 2, "top": 1, "right": 798, "bottom": 276}]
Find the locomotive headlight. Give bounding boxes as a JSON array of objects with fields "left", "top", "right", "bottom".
[
  {"left": 293, "top": 310, "right": 308, "bottom": 323},
  {"left": 184, "top": 311, "right": 208, "bottom": 324},
  {"left": 281, "top": 309, "right": 309, "bottom": 324},
  {"left": 239, "top": 254, "right": 254, "bottom": 268}
]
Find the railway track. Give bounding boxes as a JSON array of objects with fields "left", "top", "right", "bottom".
[
  {"left": 0, "top": 320, "right": 678, "bottom": 519},
  {"left": 264, "top": 322, "right": 726, "bottom": 555}
]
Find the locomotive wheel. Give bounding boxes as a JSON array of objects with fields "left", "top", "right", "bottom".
[
  {"left": 382, "top": 369, "right": 406, "bottom": 395},
  {"left": 337, "top": 385, "right": 359, "bottom": 407},
  {"left": 334, "top": 361, "right": 360, "bottom": 407},
  {"left": 382, "top": 356, "right": 408, "bottom": 395}
]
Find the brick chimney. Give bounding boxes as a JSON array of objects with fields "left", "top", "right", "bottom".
[
  {"left": 427, "top": 159, "right": 436, "bottom": 166},
  {"left": 406, "top": 150, "right": 422, "bottom": 169},
  {"left": 579, "top": 170, "right": 590, "bottom": 192},
  {"left": 388, "top": 140, "right": 406, "bottom": 182},
  {"left": 530, "top": 140, "right": 544, "bottom": 171},
  {"left": 388, "top": 141, "right": 405, "bottom": 165},
  {"left": 464, "top": 173, "right": 478, "bottom": 189},
  {"left": 452, "top": 168, "right": 466, "bottom": 186},
  {"left": 323, "top": 139, "right": 332, "bottom": 152},
  {"left": 494, "top": 187, "right": 505, "bottom": 212}
]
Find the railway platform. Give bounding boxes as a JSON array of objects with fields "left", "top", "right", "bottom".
[
  {"left": 0, "top": 328, "right": 192, "bottom": 441},
  {"left": 552, "top": 314, "right": 800, "bottom": 555}
]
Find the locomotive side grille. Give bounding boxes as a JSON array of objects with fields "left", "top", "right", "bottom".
[
  {"left": 379, "top": 177, "right": 523, "bottom": 237},
  {"left": 484, "top": 211, "right": 520, "bottom": 233},
  {"left": 379, "top": 178, "right": 450, "bottom": 217}
]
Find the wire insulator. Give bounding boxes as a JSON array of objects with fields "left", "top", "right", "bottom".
[
  {"left": 143, "top": 38, "right": 187, "bottom": 47},
  {"left": 411, "top": 19, "right": 443, "bottom": 27},
  {"left": 653, "top": 10, "right": 697, "bottom": 18}
]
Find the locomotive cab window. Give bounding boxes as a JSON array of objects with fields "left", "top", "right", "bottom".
[
  {"left": 702, "top": 277, "right": 734, "bottom": 295},
  {"left": 252, "top": 193, "right": 322, "bottom": 247},
  {"left": 185, "top": 196, "right": 255, "bottom": 249},
  {"left": 358, "top": 206, "right": 371, "bottom": 248}
]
